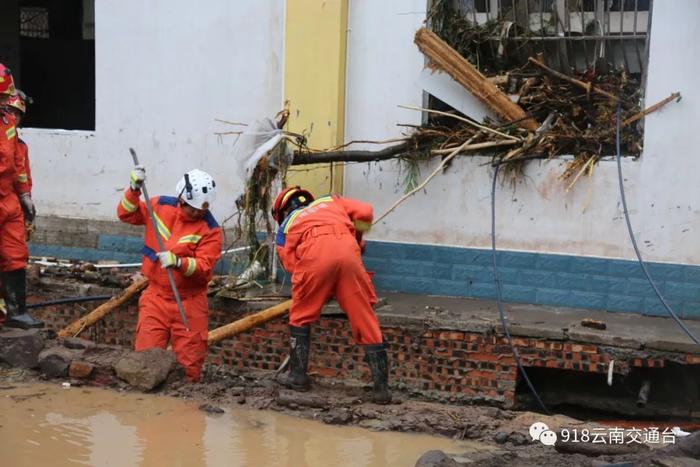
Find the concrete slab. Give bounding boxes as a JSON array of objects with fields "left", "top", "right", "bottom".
[
  {"left": 241, "top": 285, "right": 700, "bottom": 354},
  {"left": 373, "top": 292, "right": 700, "bottom": 354},
  {"left": 567, "top": 325, "right": 643, "bottom": 350}
]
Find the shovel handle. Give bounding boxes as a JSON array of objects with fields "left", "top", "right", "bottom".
[{"left": 128, "top": 148, "right": 191, "bottom": 331}]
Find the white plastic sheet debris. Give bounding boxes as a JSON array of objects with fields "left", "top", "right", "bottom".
[
  {"left": 232, "top": 117, "right": 285, "bottom": 181},
  {"left": 235, "top": 260, "right": 265, "bottom": 287},
  {"left": 417, "top": 68, "right": 497, "bottom": 122}
]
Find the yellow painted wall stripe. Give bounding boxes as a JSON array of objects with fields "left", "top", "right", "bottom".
[{"left": 284, "top": 0, "right": 347, "bottom": 196}]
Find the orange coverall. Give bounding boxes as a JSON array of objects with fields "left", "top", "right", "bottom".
[
  {"left": 275, "top": 194, "right": 382, "bottom": 345},
  {"left": 0, "top": 110, "right": 29, "bottom": 274},
  {"left": 117, "top": 189, "right": 222, "bottom": 381}
]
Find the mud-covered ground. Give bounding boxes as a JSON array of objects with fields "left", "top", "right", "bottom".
[
  {"left": 1, "top": 339, "right": 698, "bottom": 467},
  {"left": 166, "top": 365, "right": 699, "bottom": 467}
]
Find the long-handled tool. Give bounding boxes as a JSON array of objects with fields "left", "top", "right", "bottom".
[{"left": 129, "top": 147, "right": 190, "bottom": 331}]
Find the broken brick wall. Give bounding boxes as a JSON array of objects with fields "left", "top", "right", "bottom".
[{"left": 30, "top": 287, "right": 700, "bottom": 408}]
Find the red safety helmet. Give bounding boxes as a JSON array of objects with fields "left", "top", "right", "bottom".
[
  {"left": 6, "top": 90, "right": 28, "bottom": 115},
  {"left": 0, "top": 63, "right": 15, "bottom": 96},
  {"left": 272, "top": 186, "right": 314, "bottom": 224}
]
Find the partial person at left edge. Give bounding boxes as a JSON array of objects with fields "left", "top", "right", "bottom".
[{"left": 0, "top": 63, "right": 43, "bottom": 329}]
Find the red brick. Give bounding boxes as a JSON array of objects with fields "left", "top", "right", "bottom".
[
  {"left": 511, "top": 338, "right": 531, "bottom": 347},
  {"left": 469, "top": 353, "right": 501, "bottom": 362},
  {"left": 68, "top": 361, "right": 94, "bottom": 378},
  {"left": 687, "top": 355, "right": 700, "bottom": 364},
  {"left": 447, "top": 331, "right": 465, "bottom": 341},
  {"left": 549, "top": 342, "right": 563, "bottom": 351}
]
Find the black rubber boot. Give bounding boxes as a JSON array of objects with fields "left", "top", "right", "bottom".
[
  {"left": 2, "top": 269, "right": 43, "bottom": 329},
  {"left": 364, "top": 343, "right": 391, "bottom": 404},
  {"left": 279, "top": 325, "right": 311, "bottom": 391}
]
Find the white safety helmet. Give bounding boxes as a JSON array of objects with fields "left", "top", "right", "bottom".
[{"left": 176, "top": 169, "right": 217, "bottom": 210}]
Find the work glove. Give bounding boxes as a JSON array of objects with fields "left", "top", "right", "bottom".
[
  {"left": 130, "top": 166, "right": 146, "bottom": 191},
  {"left": 156, "top": 251, "right": 181, "bottom": 269},
  {"left": 19, "top": 193, "right": 36, "bottom": 222}
]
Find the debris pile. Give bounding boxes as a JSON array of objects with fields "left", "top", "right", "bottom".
[{"left": 409, "top": 26, "right": 678, "bottom": 188}]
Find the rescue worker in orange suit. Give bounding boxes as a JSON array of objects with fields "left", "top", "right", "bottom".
[
  {"left": 117, "top": 167, "right": 222, "bottom": 381},
  {"left": 272, "top": 186, "right": 391, "bottom": 404},
  {"left": 0, "top": 64, "right": 42, "bottom": 329}
]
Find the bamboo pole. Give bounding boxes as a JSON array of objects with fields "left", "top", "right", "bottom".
[
  {"left": 622, "top": 92, "right": 681, "bottom": 127},
  {"left": 57, "top": 277, "right": 149, "bottom": 338},
  {"left": 374, "top": 137, "right": 477, "bottom": 225},
  {"left": 207, "top": 299, "right": 292, "bottom": 345},
  {"left": 398, "top": 105, "right": 522, "bottom": 142},
  {"left": 414, "top": 28, "right": 539, "bottom": 131},
  {"left": 430, "top": 139, "right": 519, "bottom": 155}
]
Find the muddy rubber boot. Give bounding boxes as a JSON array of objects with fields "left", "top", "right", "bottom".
[
  {"left": 279, "top": 325, "right": 311, "bottom": 391},
  {"left": 364, "top": 343, "right": 391, "bottom": 404},
  {"left": 1, "top": 269, "right": 43, "bottom": 329}
]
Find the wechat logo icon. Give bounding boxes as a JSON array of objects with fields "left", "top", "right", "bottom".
[{"left": 529, "top": 422, "right": 558, "bottom": 446}]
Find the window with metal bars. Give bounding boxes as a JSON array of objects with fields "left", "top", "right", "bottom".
[
  {"left": 425, "top": 0, "right": 652, "bottom": 160},
  {"left": 20, "top": 6, "right": 49, "bottom": 39},
  {"left": 434, "top": 0, "right": 651, "bottom": 76}
]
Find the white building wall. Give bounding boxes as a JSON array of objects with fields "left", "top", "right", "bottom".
[
  {"left": 345, "top": 0, "right": 700, "bottom": 265},
  {"left": 25, "top": 0, "right": 284, "bottom": 223},
  {"left": 22, "top": 0, "right": 700, "bottom": 265}
]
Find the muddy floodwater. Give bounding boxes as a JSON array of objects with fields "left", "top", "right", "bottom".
[{"left": 1, "top": 383, "right": 483, "bottom": 466}]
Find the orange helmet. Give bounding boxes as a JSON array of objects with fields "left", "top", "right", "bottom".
[
  {"left": 0, "top": 63, "right": 15, "bottom": 96},
  {"left": 6, "top": 90, "right": 28, "bottom": 115},
  {"left": 272, "top": 186, "right": 314, "bottom": 224}
]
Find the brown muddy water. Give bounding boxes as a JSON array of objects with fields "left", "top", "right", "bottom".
[{"left": 1, "top": 383, "right": 485, "bottom": 466}]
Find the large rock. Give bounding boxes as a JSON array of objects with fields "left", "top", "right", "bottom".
[
  {"left": 114, "top": 349, "right": 176, "bottom": 391},
  {"left": 39, "top": 347, "right": 81, "bottom": 378},
  {"left": 0, "top": 328, "right": 44, "bottom": 368},
  {"left": 663, "top": 431, "right": 700, "bottom": 459},
  {"left": 63, "top": 337, "right": 96, "bottom": 350}
]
